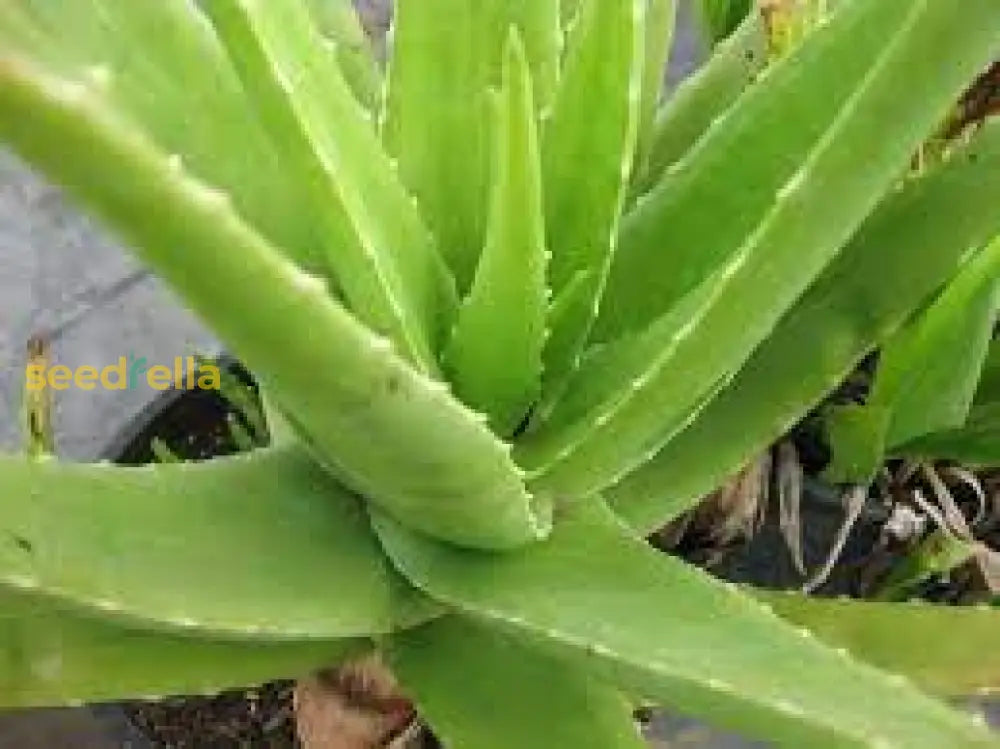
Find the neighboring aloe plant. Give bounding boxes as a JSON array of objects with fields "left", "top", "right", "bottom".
[{"left": 0, "top": 0, "right": 999, "bottom": 746}]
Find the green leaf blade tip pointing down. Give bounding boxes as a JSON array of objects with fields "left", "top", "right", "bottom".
[
  {"left": 375, "top": 499, "right": 995, "bottom": 748},
  {"left": 444, "top": 31, "right": 547, "bottom": 438},
  {"left": 0, "top": 55, "right": 548, "bottom": 551},
  {"left": 536, "top": 0, "right": 645, "bottom": 412},
  {"left": 870, "top": 235, "right": 1000, "bottom": 449},
  {"left": 609, "top": 121, "right": 1000, "bottom": 533},
  {"left": 200, "top": 0, "right": 456, "bottom": 374},
  {"left": 382, "top": 0, "right": 560, "bottom": 291},
  {"left": 389, "top": 617, "right": 645, "bottom": 749},
  {"left": 518, "top": 0, "right": 1000, "bottom": 503}
]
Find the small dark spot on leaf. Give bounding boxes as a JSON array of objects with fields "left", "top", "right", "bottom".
[
  {"left": 9, "top": 533, "right": 33, "bottom": 554},
  {"left": 386, "top": 375, "right": 401, "bottom": 395}
]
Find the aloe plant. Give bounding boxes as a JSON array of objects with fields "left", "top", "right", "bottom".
[{"left": 1, "top": 0, "right": 999, "bottom": 746}]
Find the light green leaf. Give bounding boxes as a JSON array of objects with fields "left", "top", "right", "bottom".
[
  {"left": 762, "top": 592, "right": 1000, "bottom": 697},
  {"left": 0, "top": 57, "right": 548, "bottom": 550},
  {"left": 870, "top": 236, "right": 1000, "bottom": 448},
  {"left": 383, "top": 0, "right": 560, "bottom": 290},
  {"left": 520, "top": 0, "right": 1000, "bottom": 501},
  {"left": 388, "top": 616, "right": 645, "bottom": 749},
  {"left": 597, "top": 0, "right": 937, "bottom": 342},
  {"left": 444, "top": 32, "right": 548, "bottom": 437},
  {"left": 0, "top": 587, "right": 363, "bottom": 708},
  {"left": 0, "top": 0, "right": 320, "bottom": 272},
  {"left": 633, "top": 9, "right": 766, "bottom": 195},
  {"left": 201, "top": 0, "right": 456, "bottom": 373},
  {"left": 374, "top": 499, "right": 994, "bottom": 748},
  {"left": 608, "top": 104, "right": 1000, "bottom": 535},
  {"left": 0, "top": 447, "right": 435, "bottom": 639},
  {"left": 537, "top": 0, "right": 645, "bottom": 409},
  {"left": 633, "top": 0, "right": 677, "bottom": 178},
  {"left": 305, "top": 0, "right": 382, "bottom": 111}
]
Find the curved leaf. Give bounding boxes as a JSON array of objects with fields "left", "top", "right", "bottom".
[
  {"left": 894, "top": 403, "right": 1000, "bottom": 468},
  {"left": 0, "top": 0, "right": 323, "bottom": 273},
  {"left": 633, "top": 9, "right": 766, "bottom": 195},
  {"left": 609, "top": 119, "right": 1000, "bottom": 534},
  {"left": 0, "top": 447, "right": 435, "bottom": 639},
  {"left": 201, "top": 0, "right": 456, "bottom": 372},
  {"left": 383, "top": 0, "right": 560, "bottom": 290},
  {"left": 633, "top": 0, "right": 677, "bottom": 183},
  {"left": 0, "top": 56, "right": 548, "bottom": 550},
  {"left": 597, "top": 0, "right": 935, "bottom": 341},
  {"left": 388, "top": 616, "right": 645, "bottom": 749},
  {"left": 537, "top": 0, "right": 644, "bottom": 409},
  {"left": 762, "top": 592, "right": 1000, "bottom": 697},
  {"left": 374, "top": 499, "right": 994, "bottom": 748},
  {"left": 519, "top": 0, "right": 1000, "bottom": 501},
  {"left": 871, "top": 236, "right": 1000, "bottom": 448},
  {"left": 0, "top": 587, "right": 363, "bottom": 708},
  {"left": 306, "top": 0, "right": 381, "bottom": 111},
  {"left": 444, "top": 31, "right": 547, "bottom": 437}
]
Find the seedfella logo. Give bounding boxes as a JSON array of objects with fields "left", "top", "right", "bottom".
[{"left": 25, "top": 354, "right": 221, "bottom": 392}]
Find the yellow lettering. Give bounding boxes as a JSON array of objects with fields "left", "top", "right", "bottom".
[
  {"left": 75, "top": 366, "right": 98, "bottom": 391},
  {"left": 147, "top": 365, "right": 173, "bottom": 391},
  {"left": 48, "top": 365, "right": 72, "bottom": 391},
  {"left": 197, "top": 365, "right": 221, "bottom": 391},
  {"left": 25, "top": 364, "right": 46, "bottom": 391},
  {"left": 101, "top": 357, "right": 128, "bottom": 390}
]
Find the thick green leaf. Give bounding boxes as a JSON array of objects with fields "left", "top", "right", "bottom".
[
  {"left": 388, "top": 617, "right": 645, "bottom": 749},
  {"left": 870, "top": 236, "right": 1000, "bottom": 448},
  {"left": 444, "top": 32, "right": 547, "bottom": 437},
  {"left": 894, "top": 403, "right": 1000, "bottom": 468},
  {"left": 822, "top": 404, "right": 891, "bottom": 486},
  {"left": 520, "top": 0, "right": 1000, "bottom": 501},
  {"left": 383, "top": 0, "right": 560, "bottom": 290},
  {"left": 537, "top": 0, "right": 644, "bottom": 409},
  {"left": 596, "top": 0, "right": 940, "bottom": 342},
  {"left": 0, "top": 587, "right": 363, "bottom": 708},
  {"left": 634, "top": 0, "right": 676, "bottom": 177},
  {"left": 633, "top": 8, "right": 767, "bottom": 196},
  {"left": 306, "top": 0, "right": 381, "bottom": 111},
  {"left": 0, "top": 58, "right": 548, "bottom": 550},
  {"left": 0, "top": 447, "right": 435, "bottom": 639},
  {"left": 374, "top": 499, "right": 993, "bottom": 748},
  {"left": 201, "top": 0, "right": 456, "bottom": 372},
  {"left": 609, "top": 120, "right": 1000, "bottom": 534},
  {"left": 0, "top": 0, "right": 321, "bottom": 271},
  {"left": 762, "top": 592, "right": 1000, "bottom": 697}
]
